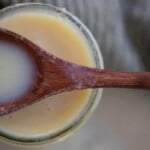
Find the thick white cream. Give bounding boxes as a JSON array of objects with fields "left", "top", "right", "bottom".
[{"left": 0, "top": 41, "right": 35, "bottom": 103}]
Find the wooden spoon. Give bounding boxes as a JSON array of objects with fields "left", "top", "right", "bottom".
[{"left": 0, "top": 28, "right": 150, "bottom": 115}]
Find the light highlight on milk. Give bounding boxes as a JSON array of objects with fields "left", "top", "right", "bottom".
[{"left": 0, "top": 41, "right": 35, "bottom": 102}]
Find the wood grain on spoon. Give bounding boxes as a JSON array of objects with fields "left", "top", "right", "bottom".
[{"left": 0, "top": 28, "right": 150, "bottom": 115}]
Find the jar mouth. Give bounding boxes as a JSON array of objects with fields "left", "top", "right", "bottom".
[{"left": 0, "top": 2, "right": 104, "bottom": 146}]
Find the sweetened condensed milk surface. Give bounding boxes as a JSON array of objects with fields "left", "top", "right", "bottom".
[{"left": 0, "top": 11, "right": 94, "bottom": 138}]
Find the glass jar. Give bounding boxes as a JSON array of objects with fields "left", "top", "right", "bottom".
[{"left": 0, "top": 3, "right": 104, "bottom": 146}]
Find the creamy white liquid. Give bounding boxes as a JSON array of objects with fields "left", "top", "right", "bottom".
[{"left": 0, "top": 41, "right": 35, "bottom": 103}]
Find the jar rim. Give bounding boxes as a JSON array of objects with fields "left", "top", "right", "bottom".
[{"left": 0, "top": 2, "right": 104, "bottom": 146}]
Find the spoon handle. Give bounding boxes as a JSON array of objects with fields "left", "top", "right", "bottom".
[{"left": 70, "top": 65, "right": 150, "bottom": 89}]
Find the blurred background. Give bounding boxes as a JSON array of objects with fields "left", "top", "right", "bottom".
[{"left": 0, "top": 0, "right": 150, "bottom": 150}]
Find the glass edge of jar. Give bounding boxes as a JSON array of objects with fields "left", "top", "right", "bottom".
[{"left": 0, "top": 2, "right": 104, "bottom": 146}]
